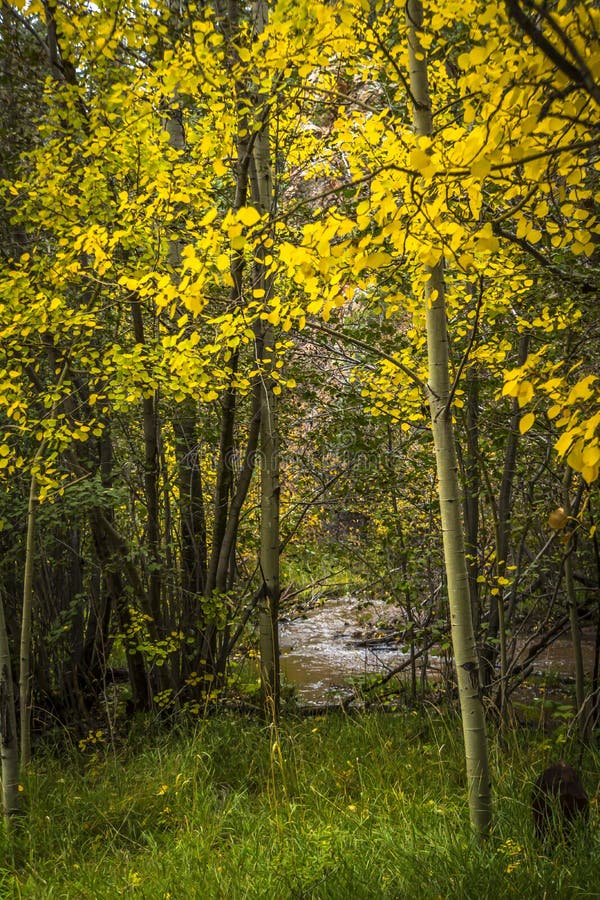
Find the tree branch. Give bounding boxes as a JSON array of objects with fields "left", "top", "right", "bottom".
[{"left": 305, "top": 320, "right": 426, "bottom": 393}]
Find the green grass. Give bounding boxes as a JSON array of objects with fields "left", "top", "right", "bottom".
[{"left": 0, "top": 709, "right": 598, "bottom": 899}]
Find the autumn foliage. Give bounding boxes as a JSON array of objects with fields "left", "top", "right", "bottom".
[{"left": 0, "top": 0, "right": 598, "bottom": 831}]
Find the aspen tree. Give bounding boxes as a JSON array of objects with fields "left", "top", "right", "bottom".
[
  {"left": 0, "top": 591, "right": 19, "bottom": 826},
  {"left": 406, "top": 0, "right": 492, "bottom": 836},
  {"left": 252, "top": 0, "right": 281, "bottom": 719}
]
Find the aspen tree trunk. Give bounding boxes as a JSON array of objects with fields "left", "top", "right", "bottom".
[
  {"left": 256, "top": 320, "right": 281, "bottom": 719},
  {"left": 406, "top": 0, "right": 492, "bottom": 836},
  {"left": 463, "top": 369, "right": 480, "bottom": 634},
  {"left": 252, "top": 0, "right": 280, "bottom": 719},
  {"left": 129, "top": 297, "right": 174, "bottom": 698},
  {"left": 201, "top": 0, "right": 262, "bottom": 682},
  {"left": 162, "top": 3, "right": 215, "bottom": 687},
  {"left": 88, "top": 509, "right": 152, "bottom": 710},
  {"left": 19, "top": 473, "right": 38, "bottom": 768},
  {"left": 482, "top": 333, "right": 529, "bottom": 698},
  {"left": 0, "top": 591, "right": 20, "bottom": 825},
  {"left": 562, "top": 470, "right": 587, "bottom": 737},
  {"left": 204, "top": 146, "right": 250, "bottom": 601},
  {"left": 130, "top": 299, "right": 163, "bottom": 639},
  {"left": 173, "top": 404, "right": 207, "bottom": 613},
  {"left": 212, "top": 387, "right": 262, "bottom": 595},
  {"left": 20, "top": 361, "right": 69, "bottom": 767},
  {"left": 206, "top": 376, "right": 237, "bottom": 597}
]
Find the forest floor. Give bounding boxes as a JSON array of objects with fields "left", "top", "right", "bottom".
[{"left": 0, "top": 709, "right": 598, "bottom": 899}]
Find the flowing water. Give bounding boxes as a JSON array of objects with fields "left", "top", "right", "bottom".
[
  {"left": 279, "top": 595, "right": 596, "bottom": 702},
  {"left": 279, "top": 595, "right": 430, "bottom": 702}
]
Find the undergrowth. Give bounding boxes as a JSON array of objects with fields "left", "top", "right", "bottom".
[{"left": 0, "top": 709, "right": 597, "bottom": 898}]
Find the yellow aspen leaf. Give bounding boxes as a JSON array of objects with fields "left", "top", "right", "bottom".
[
  {"left": 516, "top": 380, "right": 534, "bottom": 407},
  {"left": 542, "top": 377, "right": 564, "bottom": 392},
  {"left": 519, "top": 412, "right": 535, "bottom": 434},
  {"left": 582, "top": 463, "right": 599, "bottom": 484},
  {"left": 474, "top": 222, "right": 499, "bottom": 252},
  {"left": 470, "top": 45, "right": 488, "bottom": 66},
  {"left": 410, "top": 148, "right": 431, "bottom": 170},
  {"left": 185, "top": 293, "right": 206, "bottom": 315},
  {"left": 567, "top": 375, "right": 595, "bottom": 403},
  {"left": 470, "top": 157, "right": 491, "bottom": 179},
  {"left": 322, "top": 300, "right": 334, "bottom": 320},
  {"left": 567, "top": 440, "right": 585, "bottom": 471},
  {"left": 419, "top": 245, "right": 442, "bottom": 266},
  {"left": 200, "top": 208, "right": 218, "bottom": 226},
  {"left": 364, "top": 252, "right": 391, "bottom": 268},
  {"left": 317, "top": 238, "right": 330, "bottom": 257},
  {"left": 574, "top": 229, "right": 591, "bottom": 243},
  {"left": 582, "top": 443, "right": 600, "bottom": 468},
  {"left": 585, "top": 412, "right": 600, "bottom": 439},
  {"left": 409, "top": 148, "right": 436, "bottom": 177},
  {"left": 555, "top": 431, "right": 575, "bottom": 457},
  {"left": 237, "top": 206, "right": 261, "bottom": 227}
]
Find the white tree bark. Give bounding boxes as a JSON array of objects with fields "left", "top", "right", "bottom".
[
  {"left": 0, "top": 592, "right": 20, "bottom": 825},
  {"left": 19, "top": 470, "right": 37, "bottom": 768},
  {"left": 252, "top": 0, "right": 280, "bottom": 719},
  {"left": 406, "top": 0, "right": 492, "bottom": 836}
]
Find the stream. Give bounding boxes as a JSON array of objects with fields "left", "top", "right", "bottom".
[
  {"left": 279, "top": 595, "right": 431, "bottom": 702},
  {"left": 278, "top": 595, "right": 595, "bottom": 703}
]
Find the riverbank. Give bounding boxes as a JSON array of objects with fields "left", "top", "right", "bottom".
[{"left": 1, "top": 711, "right": 597, "bottom": 898}]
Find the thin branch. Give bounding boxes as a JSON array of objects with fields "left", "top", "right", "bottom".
[
  {"left": 305, "top": 320, "right": 426, "bottom": 393},
  {"left": 492, "top": 223, "right": 599, "bottom": 293},
  {"left": 491, "top": 184, "right": 539, "bottom": 224},
  {"left": 279, "top": 469, "right": 348, "bottom": 554},
  {"left": 506, "top": 0, "right": 600, "bottom": 105},
  {"left": 444, "top": 275, "right": 484, "bottom": 414}
]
